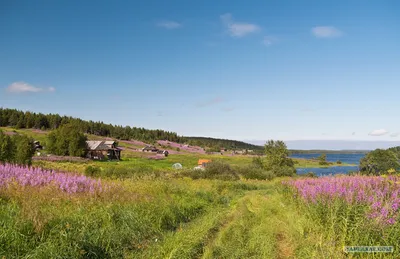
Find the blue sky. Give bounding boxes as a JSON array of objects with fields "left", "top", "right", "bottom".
[{"left": 1, "top": 0, "right": 400, "bottom": 147}]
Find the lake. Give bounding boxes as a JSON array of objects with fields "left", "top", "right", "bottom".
[{"left": 291, "top": 153, "right": 365, "bottom": 176}]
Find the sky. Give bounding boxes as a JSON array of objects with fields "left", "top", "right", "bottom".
[{"left": 1, "top": 0, "right": 400, "bottom": 149}]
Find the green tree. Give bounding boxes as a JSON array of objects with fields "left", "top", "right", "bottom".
[
  {"left": 318, "top": 153, "right": 329, "bottom": 165},
  {"left": 0, "top": 131, "right": 14, "bottom": 163},
  {"left": 14, "top": 135, "right": 34, "bottom": 165},
  {"left": 47, "top": 124, "right": 88, "bottom": 157},
  {"left": 264, "top": 140, "right": 296, "bottom": 177},
  {"left": 359, "top": 149, "right": 400, "bottom": 175}
]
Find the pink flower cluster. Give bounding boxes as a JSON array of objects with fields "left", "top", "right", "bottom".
[
  {"left": 284, "top": 175, "right": 400, "bottom": 225},
  {"left": 0, "top": 163, "right": 102, "bottom": 194}
]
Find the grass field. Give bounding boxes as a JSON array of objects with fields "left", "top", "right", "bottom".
[
  {"left": 2, "top": 167, "right": 399, "bottom": 258},
  {"left": 7, "top": 127, "right": 391, "bottom": 258}
]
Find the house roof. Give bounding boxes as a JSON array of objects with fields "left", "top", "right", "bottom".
[
  {"left": 198, "top": 159, "right": 212, "bottom": 165},
  {"left": 86, "top": 141, "right": 116, "bottom": 151}
]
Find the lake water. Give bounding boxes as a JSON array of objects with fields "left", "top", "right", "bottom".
[{"left": 291, "top": 153, "right": 366, "bottom": 176}]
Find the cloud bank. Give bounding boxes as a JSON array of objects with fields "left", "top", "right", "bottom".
[
  {"left": 368, "top": 129, "right": 389, "bottom": 136},
  {"left": 6, "top": 82, "right": 55, "bottom": 93},
  {"left": 312, "top": 26, "right": 343, "bottom": 38},
  {"left": 220, "top": 13, "right": 260, "bottom": 37}
]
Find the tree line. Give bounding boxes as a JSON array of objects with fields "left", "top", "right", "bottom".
[
  {"left": 0, "top": 130, "right": 34, "bottom": 165},
  {"left": 0, "top": 108, "right": 183, "bottom": 143},
  {"left": 0, "top": 108, "right": 264, "bottom": 150},
  {"left": 185, "top": 137, "right": 263, "bottom": 152}
]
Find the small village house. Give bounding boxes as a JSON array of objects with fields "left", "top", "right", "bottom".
[
  {"left": 86, "top": 140, "right": 121, "bottom": 160},
  {"left": 198, "top": 159, "right": 212, "bottom": 168}
]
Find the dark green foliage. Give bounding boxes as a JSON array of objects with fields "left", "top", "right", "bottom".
[
  {"left": 84, "top": 166, "right": 101, "bottom": 177},
  {"left": 184, "top": 136, "right": 263, "bottom": 151},
  {"left": 387, "top": 146, "right": 400, "bottom": 159},
  {"left": 182, "top": 161, "right": 240, "bottom": 181},
  {"left": 0, "top": 130, "right": 34, "bottom": 165},
  {"left": 236, "top": 165, "right": 275, "bottom": 180},
  {"left": 336, "top": 160, "right": 342, "bottom": 164},
  {"left": 0, "top": 131, "right": 14, "bottom": 163},
  {"left": 205, "top": 146, "right": 221, "bottom": 153},
  {"left": 252, "top": 156, "right": 264, "bottom": 168},
  {"left": 0, "top": 108, "right": 183, "bottom": 143},
  {"left": 46, "top": 124, "right": 88, "bottom": 157},
  {"left": 318, "top": 153, "right": 329, "bottom": 165},
  {"left": 14, "top": 135, "right": 35, "bottom": 166},
  {"left": 0, "top": 108, "right": 264, "bottom": 150},
  {"left": 359, "top": 149, "right": 400, "bottom": 175},
  {"left": 264, "top": 140, "right": 296, "bottom": 177}
]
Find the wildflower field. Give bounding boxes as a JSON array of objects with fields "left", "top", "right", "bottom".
[
  {"left": 284, "top": 175, "right": 400, "bottom": 257},
  {"left": 2, "top": 161, "right": 400, "bottom": 258}
]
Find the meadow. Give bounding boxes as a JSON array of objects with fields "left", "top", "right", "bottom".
[
  {"left": 4, "top": 127, "right": 396, "bottom": 258},
  {"left": 2, "top": 160, "right": 399, "bottom": 258}
]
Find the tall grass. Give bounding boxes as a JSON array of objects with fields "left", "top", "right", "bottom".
[
  {"left": 283, "top": 175, "right": 400, "bottom": 257},
  {"left": 0, "top": 163, "right": 270, "bottom": 258}
]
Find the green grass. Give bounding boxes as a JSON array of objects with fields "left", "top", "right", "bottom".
[
  {"left": 32, "top": 155, "right": 355, "bottom": 177},
  {"left": 2, "top": 166, "right": 399, "bottom": 258}
]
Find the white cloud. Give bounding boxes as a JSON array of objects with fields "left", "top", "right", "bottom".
[
  {"left": 352, "top": 132, "right": 356, "bottom": 136},
  {"left": 368, "top": 129, "right": 389, "bottom": 136},
  {"left": 262, "top": 36, "right": 277, "bottom": 46},
  {"left": 311, "top": 26, "right": 343, "bottom": 38},
  {"left": 156, "top": 21, "right": 182, "bottom": 29},
  {"left": 390, "top": 132, "right": 399, "bottom": 137},
  {"left": 6, "top": 82, "right": 55, "bottom": 93},
  {"left": 220, "top": 13, "right": 260, "bottom": 37}
]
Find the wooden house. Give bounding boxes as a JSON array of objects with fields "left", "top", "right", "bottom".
[{"left": 86, "top": 140, "right": 121, "bottom": 160}]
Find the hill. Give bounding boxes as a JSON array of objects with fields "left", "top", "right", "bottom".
[
  {"left": 0, "top": 108, "right": 261, "bottom": 150},
  {"left": 184, "top": 137, "right": 263, "bottom": 151}
]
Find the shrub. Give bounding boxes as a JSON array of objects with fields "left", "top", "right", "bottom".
[
  {"left": 85, "top": 165, "right": 101, "bottom": 177},
  {"left": 181, "top": 161, "right": 239, "bottom": 181},
  {"left": 336, "top": 160, "right": 342, "bottom": 164},
  {"left": 270, "top": 165, "right": 296, "bottom": 177},
  {"left": 236, "top": 165, "right": 275, "bottom": 180}
]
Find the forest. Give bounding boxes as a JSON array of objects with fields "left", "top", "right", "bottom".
[{"left": 0, "top": 108, "right": 263, "bottom": 150}]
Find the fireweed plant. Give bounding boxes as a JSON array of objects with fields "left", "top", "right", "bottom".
[{"left": 0, "top": 163, "right": 103, "bottom": 193}]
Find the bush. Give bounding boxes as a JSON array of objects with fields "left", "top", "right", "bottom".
[
  {"left": 85, "top": 166, "right": 101, "bottom": 177},
  {"left": 270, "top": 165, "right": 296, "bottom": 177},
  {"left": 181, "top": 161, "right": 239, "bottom": 181},
  {"left": 336, "top": 160, "right": 342, "bottom": 164},
  {"left": 236, "top": 165, "right": 275, "bottom": 180},
  {"left": 0, "top": 130, "right": 34, "bottom": 165}
]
